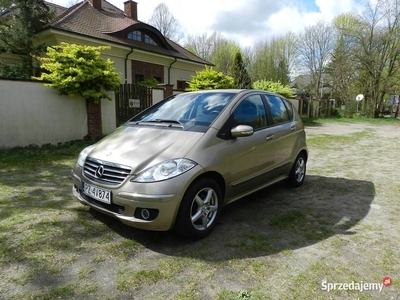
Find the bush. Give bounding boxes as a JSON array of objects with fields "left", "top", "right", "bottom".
[
  {"left": 186, "top": 66, "right": 234, "bottom": 91},
  {"left": 339, "top": 100, "right": 375, "bottom": 118},
  {"left": 138, "top": 77, "right": 159, "bottom": 88},
  {"left": 253, "top": 80, "right": 293, "bottom": 98},
  {"left": 34, "top": 43, "right": 121, "bottom": 103}
]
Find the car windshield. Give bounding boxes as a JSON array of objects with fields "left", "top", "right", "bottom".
[{"left": 129, "top": 92, "right": 236, "bottom": 129}]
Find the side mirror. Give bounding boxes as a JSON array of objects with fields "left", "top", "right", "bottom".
[{"left": 231, "top": 125, "right": 254, "bottom": 137}]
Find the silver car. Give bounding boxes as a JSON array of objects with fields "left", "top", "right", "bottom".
[{"left": 72, "top": 89, "right": 308, "bottom": 239}]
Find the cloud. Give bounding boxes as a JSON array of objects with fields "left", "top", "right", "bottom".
[
  {"left": 211, "top": 0, "right": 283, "bottom": 34},
  {"left": 50, "top": 0, "right": 364, "bottom": 48},
  {"left": 315, "top": 0, "right": 360, "bottom": 18},
  {"left": 208, "top": 0, "right": 363, "bottom": 47}
]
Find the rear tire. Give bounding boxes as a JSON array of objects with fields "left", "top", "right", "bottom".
[
  {"left": 288, "top": 153, "right": 306, "bottom": 187},
  {"left": 175, "top": 178, "right": 222, "bottom": 239}
]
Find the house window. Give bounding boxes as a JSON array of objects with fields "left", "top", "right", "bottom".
[
  {"left": 145, "top": 34, "right": 157, "bottom": 45},
  {"left": 135, "top": 74, "right": 144, "bottom": 83},
  {"left": 128, "top": 30, "right": 141, "bottom": 41},
  {"left": 177, "top": 80, "right": 188, "bottom": 91},
  {"left": 127, "top": 31, "right": 158, "bottom": 46}
]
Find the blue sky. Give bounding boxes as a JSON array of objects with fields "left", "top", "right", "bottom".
[
  {"left": 49, "top": 0, "right": 365, "bottom": 47},
  {"left": 301, "top": 0, "right": 320, "bottom": 11}
]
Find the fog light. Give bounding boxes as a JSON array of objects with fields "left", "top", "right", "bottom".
[
  {"left": 134, "top": 208, "right": 159, "bottom": 220},
  {"left": 141, "top": 209, "right": 150, "bottom": 220}
]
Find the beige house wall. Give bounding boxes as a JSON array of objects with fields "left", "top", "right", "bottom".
[
  {"left": 33, "top": 29, "right": 205, "bottom": 88},
  {"left": 0, "top": 79, "right": 116, "bottom": 148}
]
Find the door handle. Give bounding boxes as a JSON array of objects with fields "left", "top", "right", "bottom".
[
  {"left": 266, "top": 134, "right": 274, "bottom": 141},
  {"left": 290, "top": 125, "right": 296, "bottom": 131}
]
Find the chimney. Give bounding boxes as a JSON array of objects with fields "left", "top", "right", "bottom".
[
  {"left": 124, "top": 1, "right": 138, "bottom": 20},
  {"left": 90, "top": 0, "right": 102, "bottom": 9}
]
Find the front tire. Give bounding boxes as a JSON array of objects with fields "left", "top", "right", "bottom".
[
  {"left": 175, "top": 178, "right": 222, "bottom": 239},
  {"left": 288, "top": 153, "right": 306, "bottom": 187}
]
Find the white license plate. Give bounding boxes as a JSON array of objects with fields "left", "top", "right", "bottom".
[{"left": 82, "top": 182, "right": 111, "bottom": 204}]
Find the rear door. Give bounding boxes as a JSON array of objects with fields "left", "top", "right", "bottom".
[{"left": 264, "top": 95, "right": 298, "bottom": 176}]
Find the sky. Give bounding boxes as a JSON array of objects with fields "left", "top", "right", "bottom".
[{"left": 48, "top": 0, "right": 365, "bottom": 47}]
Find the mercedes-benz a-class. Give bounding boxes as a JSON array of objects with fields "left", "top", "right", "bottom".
[{"left": 71, "top": 89, "right": 308, "bottom": 239}]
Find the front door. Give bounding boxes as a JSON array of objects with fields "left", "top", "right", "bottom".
[{"left": 227, "top": 94, "right": 276, "bottom": 200}]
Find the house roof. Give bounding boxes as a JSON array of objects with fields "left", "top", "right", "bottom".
[
  {"left": 46, "top": 2, "right": 69, "bottom": 17},
  {"left": 43, "top": 0, "right": 211, "bottom": 66},
  {"left": 290, "top": 75, "right": 310, "bottom": 90}
]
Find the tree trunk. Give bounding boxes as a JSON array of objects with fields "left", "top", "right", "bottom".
[{"left": 86, "top": 98, "right": 102, "bottom": 140}]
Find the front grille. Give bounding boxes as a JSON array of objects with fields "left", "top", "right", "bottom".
[{"left": 83, "top": 157, "right": 131, "bottom": 185}]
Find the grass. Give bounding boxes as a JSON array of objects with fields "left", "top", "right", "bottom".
[
  {"left": 0, "top": 120, "right": 399, "bottom": 299},
  {"left": 306, "top": 130, "right": 374, "bottom": 148},
  {"left": 302, "top": 116, "right": 400, "bottom": 126}
]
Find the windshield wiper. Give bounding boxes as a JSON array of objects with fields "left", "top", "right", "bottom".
[
  {"left": 136, "top": 119, "right": 184, "bottom": 128},
  {"left": 154, "top": 119, "right": 184, "bottom": 126}
]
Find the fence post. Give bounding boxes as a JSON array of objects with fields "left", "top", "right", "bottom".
[{"left": 159, "top": 84, "right": 174, "bottom": 98}]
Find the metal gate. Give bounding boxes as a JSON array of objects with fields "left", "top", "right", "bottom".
[{"left": 115, "top": 83, "right": 152, "bottom": 126}]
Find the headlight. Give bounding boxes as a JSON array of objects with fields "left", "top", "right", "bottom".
[
  {"left": 131, "top": 158, "right": 197, "bottom": 182},
  {"left": 77, "top": 145, "right": 95, "bottom": 167}
]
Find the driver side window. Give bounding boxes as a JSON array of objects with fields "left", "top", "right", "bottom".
[{"left": 232, "top": 95, "right": 267, "bottom": 130}]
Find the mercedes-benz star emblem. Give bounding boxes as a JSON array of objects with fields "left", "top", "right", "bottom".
[{"left": 95, "top": 165, "right": 105, "bottom": 178}]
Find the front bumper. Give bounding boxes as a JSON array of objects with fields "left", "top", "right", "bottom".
[{"left": 71, "top": 163, "right": 203, "bottom": 231}]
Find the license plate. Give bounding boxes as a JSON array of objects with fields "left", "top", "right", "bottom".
[{"left": 82, "top": 182, "right": 111, "bottom": 204}]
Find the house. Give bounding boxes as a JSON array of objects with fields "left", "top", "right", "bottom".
[
  {"left": 0, "top": 0, "right": 213, "bottom": 144},
  {"left": 291, "top": 74, "right": 334, "bottom": 117},
  {"left": 39, "top": 0, "right": 212, "bottom": 91}
]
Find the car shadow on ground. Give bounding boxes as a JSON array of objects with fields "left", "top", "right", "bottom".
[{"left": 90, "top": 175, "right": 375, "bottom": 261}]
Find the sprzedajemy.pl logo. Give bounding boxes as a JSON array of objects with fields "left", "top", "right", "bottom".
[{"left": 321, "top": 277, "right": 392, "bottom": 293}]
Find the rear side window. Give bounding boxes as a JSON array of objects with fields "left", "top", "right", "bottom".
[
  {"left": 265, "top": 95, "right": 290, "bottom": 124},
  {"left": 282, "top": 98, "right": 294, "bottom": 120}
]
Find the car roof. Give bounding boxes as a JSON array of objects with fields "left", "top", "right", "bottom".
[{"left": 184, "top": 89, "right": 287, "bottom": 99}]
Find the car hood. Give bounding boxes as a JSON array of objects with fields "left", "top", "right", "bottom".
[{"left": 87, "top": 125, "right": 204, "bottom": 173}]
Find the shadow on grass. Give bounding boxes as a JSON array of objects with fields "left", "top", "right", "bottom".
[
  {"left": 89, "top": 175, "right": 375, "bottom": 261},
  {"left": 0, "top": 169, "right": 374, "bottom": 264}
]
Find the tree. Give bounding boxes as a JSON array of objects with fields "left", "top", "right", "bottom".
[
  {"left": 186, "top": 66, "right": 234, "bottom": 91},
  {"left": 0, "top": 0, "right": 54, "bottom": 78},
  {"left": 34, "top": 43, "right": 121, "bottom": 139},
  {"left": 297, "top": 21, "right": 334, "bottom": 101},
  {"left": 334, "top": 0, "right": 400, "bottom": 117},
  {"left": 249, "top": 33, "right": 296, "bottom": 85},
  {"left": 327, "top": 14, "right": 359, "bottom": 107},
  {"left": 253, "top": 80, "right": 294, "bottom": 98},
  {"left": 185, "top": 32, "right": 220, "bottom": 63},
  {"left": 148, "top": 3, "right": 182, "bottom": 43},
  {"left": 212, "top": 39, "right": 240, "bottom": 75},
  {"left": 185, "top": 32, "right": 241, "bottom": 75},
  {"left": 230, "top": 51, "right": 252, "bottom": 89}
]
